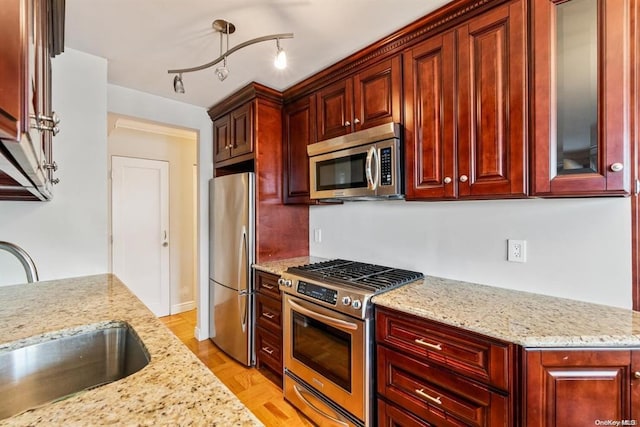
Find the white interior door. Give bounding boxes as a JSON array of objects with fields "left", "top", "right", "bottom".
[{"left": 112, "top": 156, "right": 170, "bottom": 317}]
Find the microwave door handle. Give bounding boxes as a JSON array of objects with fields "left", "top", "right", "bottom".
[
  {"left": 287, "top": 298, "right": 358, "bottom": 331},
  {"left": 365, "top": 146, "right": 377, "bottom": 190},
  {"left": 371, "top": 146, "right": 379, "bottom": 190}
]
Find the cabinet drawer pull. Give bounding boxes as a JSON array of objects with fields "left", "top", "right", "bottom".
[
  {"left": 262, "top": 312, "right": 275, "bottom": 319},
  {"left": 262, "top": 284, "right": 275, "bottom": 290},
  {"left": 261, "top": 346, "right": 274, "bottom": 355},
  {"left": 415, "top": 388, "right": 442, "bottom": 405},
  {"left": 414, "top": 338, "right": 442, "bottom": 351}
]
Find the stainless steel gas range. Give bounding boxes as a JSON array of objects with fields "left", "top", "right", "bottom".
[{"left": 278, "top": 259, "right": 423, "bottom": 427}]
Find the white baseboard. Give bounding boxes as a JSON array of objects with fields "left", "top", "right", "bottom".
[
  {"left": 171, "top": 300, "right": 195, "bottom": 314},
  {"left": 194, "top": 326, "right": 208, "bottom": 341}
]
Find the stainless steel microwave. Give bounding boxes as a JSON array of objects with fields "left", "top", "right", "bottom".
[{"left": 308, "top": 123, "right": 403, "bottom": 200}]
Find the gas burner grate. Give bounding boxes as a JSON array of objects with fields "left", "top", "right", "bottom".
[{"left": 287, "top": 259, "right": 423, "bottom": 293}]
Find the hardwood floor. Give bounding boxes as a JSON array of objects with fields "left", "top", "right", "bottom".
[{"left": 160, "top": 310, "right": 314, "bottom": 427}]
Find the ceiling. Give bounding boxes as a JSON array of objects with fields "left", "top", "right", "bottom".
[{"left": 65, "top": 0, "right": 451, "bottom": 109}]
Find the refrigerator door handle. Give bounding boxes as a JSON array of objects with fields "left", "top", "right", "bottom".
[
  {"left": 239, "top": 292, "right": 248, "bottom": 332},
  {"left": 238, "top": 226, "right": 250, "bottom": 293}
]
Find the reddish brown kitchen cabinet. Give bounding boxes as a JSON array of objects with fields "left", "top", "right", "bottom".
[
  {"left": 282, "top": 95, "right": 316, "bottom": 204},
  {"left": 254, "top": 271, "right": 283, "bottom": 387},
  {"left": 404, "top": 0, "right": 527, "bottom": 200},
  {"left": 316, "top": 56, "right": 401, "bottom": 141},
  {"left": 209, "top": 82, "right": 309, "bottom": 262},
  {"left": 0, "top": 0, "right": 63, "bottom": 201},
  {"left": 376, "top": 306, "right": 517, "bottom": 426},
  {"left": 524, "top": 349, "right": 640, "bottom": 425},
  {"left": 531, "top": 0, "right": 632, "bottom": 196},
  {"left": 213, "top": 101, "right": 254, "bottom": 166},
  {"left": 403, "top": 31, "right": 456, "bottom": 200}
]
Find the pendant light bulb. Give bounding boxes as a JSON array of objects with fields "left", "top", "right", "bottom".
[
  {"left": 274, "top": 40, "right": 287, "bottom": 70},
  {"left": 215, "top": 57, "right": 229, "bottom": 81}
]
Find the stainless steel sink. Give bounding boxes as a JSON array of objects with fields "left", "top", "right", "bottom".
[{"left": 0, "top": 323, "right": 150, "bottom": 420}]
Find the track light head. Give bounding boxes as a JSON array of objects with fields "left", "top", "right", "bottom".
[
  {"left": 173, "top": 73, "right": 185, "bottom": 93},
  {"left": 274, "top": 40, "right": 287, "bottom": 70}
]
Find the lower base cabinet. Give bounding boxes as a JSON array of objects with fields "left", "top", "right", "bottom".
[
  {"left": 524, "top": 349, "right": 640, "bottom": 426},
  {"left": 254, "top": 271, "right": 283, "bottom": 387},
  {"left": 375, "top": 307, "right": 516, "bottom": 426}
]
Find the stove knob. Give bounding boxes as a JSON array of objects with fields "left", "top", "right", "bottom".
[
  {"left": 341, "top": 296, "right": 352, "bottom": 306},
  {"left": 277, "top": 278, "right": 285, "bottom": 286},
  {"left": 351, "top": 299, "right": 362, "bottom": 310},
  {"left": 284, "top": 279, "right": 293, "bottom": 288}
]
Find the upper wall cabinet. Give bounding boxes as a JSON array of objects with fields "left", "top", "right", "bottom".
[
  {"left": 283, "top": 95, "right": 316, "bottom": 204},
  {"left": 316, "top": 56, "right": 402, "bottom": 141},
  {"left": 213, "top": 101, "right": 254, "bottom": 165},
  {"left": 531, "top": 0, "right": 632, "bottom": 196},
  {"left": 0, "top": 0, "right": 64, "bottom": 201},
  {"left": 404, "top": 0, "right": 527, "bottom": 200}
]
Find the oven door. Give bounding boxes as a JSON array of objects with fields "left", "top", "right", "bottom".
[{"left": 283, "top": 295, "right": 366, "bottom": 422}]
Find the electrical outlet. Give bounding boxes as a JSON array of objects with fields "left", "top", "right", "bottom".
[
  {"left": 507, "top": 239, "right": 527, "bottom": 263},
  {"left": 314, "top": 228, "right": 322, "bottom": 243}
]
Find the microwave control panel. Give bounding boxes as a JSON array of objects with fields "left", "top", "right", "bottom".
[{"left": 380, "top": 147, "right": 392, "bottom": 186}]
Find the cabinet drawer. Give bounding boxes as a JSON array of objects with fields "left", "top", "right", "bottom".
[
  {"left": 256, "top": 271, "right": 280, "bottom": 298},
  {"left": 376, "top": 307, "right": 512, "bottom": 391},
  {"left": 378, "top": 398, "right": 432, "bottom": 427},
  {"left": 256, "top": 326, "right": 282, "bottom": 373},
  {"left": 377, "top": 346, "right": 510, "bottom": 426},
  {"left": 256, "top": 293, "right": 282, "bottom": 331}
]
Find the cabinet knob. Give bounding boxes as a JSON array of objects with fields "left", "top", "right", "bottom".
[
  {"left": 610, "top": 163, "right": 624, "bottom": 172},
  {"left": 353, "top": 118, "right": 360, "bottom": 124},
  {"left": 443, "top": 177, "right": 452, "bottom": 184},
  {"left": 634, "top": 371, "right": 640, "bottom": 379},
  {"left": 344, "top": 121, "right": 351, "bottom": 127},
  {"left": 459, "top": 175, "right": 468, "bottom": 183}
]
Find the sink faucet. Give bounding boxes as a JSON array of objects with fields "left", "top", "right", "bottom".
[{"left": 0, "top": 241, "right": 39, "bottom": 283}]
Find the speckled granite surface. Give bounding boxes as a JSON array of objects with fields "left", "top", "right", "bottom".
[
  {"left": 372, "top": 276, "right": 640, "bottom": 348},
  {"left": 0, "top": 274, "right": 262, "bottom": 426},
  {"left": 252, "top": 256, "right": 328, "bottom": 276}
]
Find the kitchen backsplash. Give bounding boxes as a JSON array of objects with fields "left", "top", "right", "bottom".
[{"left": 309, "top": 197, "right": 631, "bottom": 309}]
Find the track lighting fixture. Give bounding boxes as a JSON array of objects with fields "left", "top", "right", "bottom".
[{"left": 168, "top": 19, "right": 293, "bottom": 93}]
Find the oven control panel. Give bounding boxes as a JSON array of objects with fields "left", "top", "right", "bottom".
[{"left": 296, "top": 281, "right": 338, "bottom": 305}]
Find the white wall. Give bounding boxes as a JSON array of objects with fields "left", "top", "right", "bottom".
[
  {"left": 0, "top": 49, "right": 108, "bottom": 285},
  {"left": 310, "top": 197, "right": 632, "bottom": 309},
  {"left": 107, "top": 85, "right": 213, "bottom": 340},
  {"left": 107, "top": 117, "right": 197, "bottom": 313}
]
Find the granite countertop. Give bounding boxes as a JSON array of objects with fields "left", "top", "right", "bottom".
[
  {"left": 0, "top": 274, "right": 262, "bottom": 426},
  {"left": 372, "top": 276, "right": 640, "bottom": 348},
  {"left": 252, "top": 256, "right": 328, "bottom": 276}
]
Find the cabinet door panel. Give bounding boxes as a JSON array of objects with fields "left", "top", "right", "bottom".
[
  {"left": 457, "top": 0, "right": 526, "bottom": 198},
  {"left": 377, "top": 398, "right": 433, "bottom": 427},
  {"left": 213, "top": 116, "right": 231, "bottom": 162},
  {"left": 231, "top": 102, "right": 253, "bottom": 157},
  {"left": 531, "top": 0, "right": 630, "bottom": 195},
  {"left": 404, "top": 32, "right": 456, "bottom": 200},
  {"left": 0, "top": 0, "right": 24, "bottom": 141},
  {"left": 633, "top": 350, "right": 640, "bottom": 420},
  {"left": 283, "top": 95, "right": 316, "bottom": 204},
  {"left": 353, "top": 56, "right": 401, "bottom": 131},
  {"left": 525, "top": 350, "right": 632, "bottom": 426},
  {"left": 316, "top": 79, "right": 353, "bottom": 141}
]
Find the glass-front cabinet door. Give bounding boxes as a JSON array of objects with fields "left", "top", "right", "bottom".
[{"left": 531, "top": 0, "right": 632, "bottom": 196}]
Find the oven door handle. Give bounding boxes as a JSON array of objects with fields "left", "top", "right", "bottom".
[
  {"left": 292, "top": 384, "right": 350, "bottom": 427},
  {"left": 287, "top": 298, "right": 358, "bottom": 331}
]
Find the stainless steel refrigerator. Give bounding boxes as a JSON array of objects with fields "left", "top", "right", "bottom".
[{"left": 209, "top": 172, "right": 255, "bottom": 366}]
